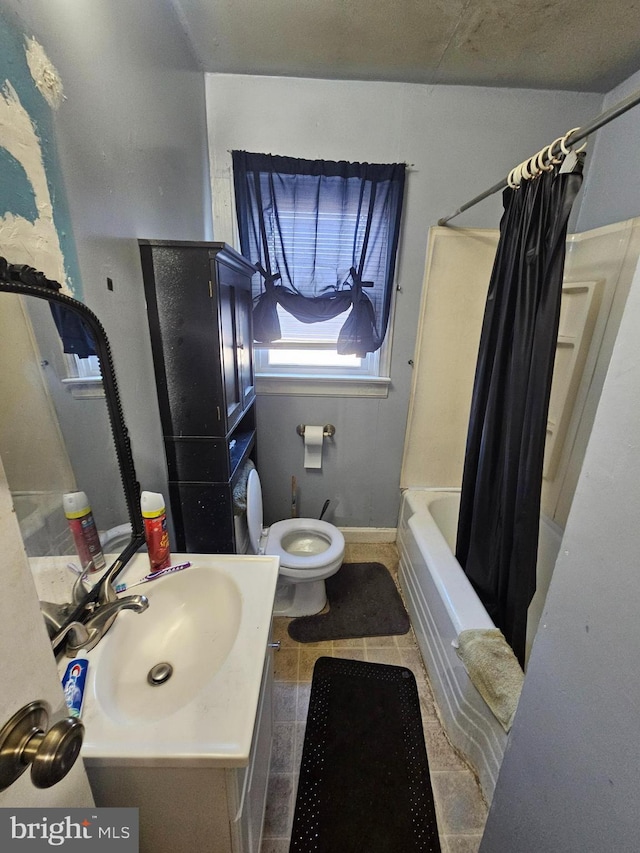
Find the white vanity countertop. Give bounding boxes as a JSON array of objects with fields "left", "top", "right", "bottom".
[{"left": 51, "top": 552, "right": 279, "bottom": 769}]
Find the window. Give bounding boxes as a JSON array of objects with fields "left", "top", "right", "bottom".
[
  {"left": 52, "top": 304, "right": 102, "bottom": 397},
  {"left": 61, "top": 352, "right": 103, "bottom": 398},
  {"left": 232, "top": 152, "right": 405, "bottom": 394}
]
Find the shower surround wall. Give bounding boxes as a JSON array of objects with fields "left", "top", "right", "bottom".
[
  {"left": 399, "top": 219, "right": 640, "bottom": 798},
  {"left": 402, "top": 219, "right": 640, "bottom": 529}
]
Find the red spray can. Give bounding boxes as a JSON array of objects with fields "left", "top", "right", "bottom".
[{"left": 140, "top": 491, "right": 171, "bottom": 572}]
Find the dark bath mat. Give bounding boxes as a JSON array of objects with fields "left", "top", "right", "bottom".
[
  {"left": 290, "top": 656, "right": 441, "bottom": 853},
  {"left": 287, "top": 562, "right": 410, "bottom": 643}
]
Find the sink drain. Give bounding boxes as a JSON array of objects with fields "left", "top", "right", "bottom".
[{"left": 147, "top": 662, "right": 173, "bottom": 686}]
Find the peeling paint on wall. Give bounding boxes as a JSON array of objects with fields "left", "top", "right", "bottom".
[
  {"left": 0, "top": 13, "right": 81, "bottom": 298},
  {"left": 24, "top": 37, "right": 64, "bottom": 111},
  {"left": 0, "top": 80, "right": 69, "bottom": 291}
]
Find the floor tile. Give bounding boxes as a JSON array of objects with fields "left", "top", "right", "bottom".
[
  {"left": 365, "top": 647, "right": 402, "bottom": 666},
  {"left": 430, "top": 771, "right": 488, "bottom": 834},
  {"left": 273, "top": 649, "right": 299, "bottom": 682},
  {"left": 262, "top": 544, "right": 488, "bottom": 850},
  {"left": 364, "top": 634, "right": 398, "bottom": 648},
  {"left": 420, "top": 688, "right": 439, "bottom": 723},
  {"left": 331, "top": 647, "right": 365, "bottom": 662},
  {"left": 298, "top": 648, "right": 328, "bottom": 681},
  {"left": 396, "top": 627, "right": 418, "bottom": 647},
  {"left": 263, "top": 773, "right": 294, "bottom": 838},
  {"left": 423, "top": 723, "right": 468, "bottom": 772},
  {"left": 295, "top": 682, "right": 311, "bottom": 720},
  {"left": 332, "top": 636, "right": 365, "bottom": 649},
  {"left": 271, "top": 616, "right": 297, "bottom": 648},
  {"left": 442, "top": 834, "right": 484, "bottom": 853},
  {"left": 260, "top": 839, "right": 290, "bottom": 853},
  {"left": 293, "top": 721, "right": 306, "bottom": 769},
  {"left": 271, "top": 723, "right": 296, "bottom": 773},
  {"left": 273, "top": 682, "right": 297, "bottom": 722}
]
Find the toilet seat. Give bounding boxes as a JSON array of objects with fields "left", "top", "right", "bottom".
[
  {"left": 245, "top": 469, "right": 344, "bottom": 573},
  {"left": 266, "top": 518, "right": 345, "bottom": 574}
]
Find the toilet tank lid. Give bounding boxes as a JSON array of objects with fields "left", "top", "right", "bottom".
[{"left": 246, "top": 468, "right": 263, "bottom": 553}]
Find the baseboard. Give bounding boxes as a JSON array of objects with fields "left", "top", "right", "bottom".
[{"left": 338, "top": 527, "right": 397, "bottom": 543}]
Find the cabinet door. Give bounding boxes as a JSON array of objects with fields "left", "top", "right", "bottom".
[
  {"left": 218, "top": 277, "right": 243, "bottom": 432},
  {"left": 141, "top": 244, "right": 226, "bottom": 437},
  {"left": 235, "top": 284, "right": 255, "bottom": 411}
]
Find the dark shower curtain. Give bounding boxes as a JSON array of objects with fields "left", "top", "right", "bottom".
[{"left": 455, "top": 161, "right": 583, "bottom": 666}]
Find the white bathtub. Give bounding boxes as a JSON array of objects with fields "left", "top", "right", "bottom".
[{"left": 397, "top": 488, "right": 562, "bottom": 803}]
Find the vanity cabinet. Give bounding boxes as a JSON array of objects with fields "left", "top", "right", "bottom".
[
  {"left": 139, "top": 240, "right": 256, "bottom": 553},
  {"left": 86, "top": 651, "right": 274, "bottom": 853}
]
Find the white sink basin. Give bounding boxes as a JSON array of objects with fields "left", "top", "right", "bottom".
[
  {"left": 77, "top": 553, "right": 279, "bottom": 768},
  {"left": 94, "top": 566, "right": 242, "bottom": 724}
]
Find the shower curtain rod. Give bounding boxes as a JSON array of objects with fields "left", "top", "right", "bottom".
[{"left": 437, "top": 86, "right": 640, "bottom": 226}]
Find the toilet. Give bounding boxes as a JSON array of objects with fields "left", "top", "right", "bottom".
[{"left": 244, "top": 468, "right": 345, "bottom": 617}]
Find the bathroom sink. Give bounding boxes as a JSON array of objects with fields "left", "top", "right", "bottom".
[
  {"left": 94, "top": 566, "right": 242, "bottom": 724},
  {"left": 75, "top": 553, "right": 279, "bottom": 767}
]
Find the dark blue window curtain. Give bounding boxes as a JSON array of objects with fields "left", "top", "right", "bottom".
[
  {"left": 0, "top": 257, "right": 96, "bottom": 357},
  {"left": 232, "top": 151, "right": 405, "bottom": 357}
]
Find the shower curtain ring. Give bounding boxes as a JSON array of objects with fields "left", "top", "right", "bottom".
[
  {"left": 536, "top": 148, "right": 553, "bottom": 172},
  {"left": 547, "top": 137, "right": 564, "bottom": 164},
  {"left": 520, "top": 157, "right": 534, "bottom": 181},
  {"left": 537, "top": 146, "right": 554, "bottom": 171},
  {"left": 507, "top": 166, "right": 520, "bottom": 189},
  {"left": 511, "top": 163, "right": 522, "bottom": 189},
  {"left": 560, "top": 127, "right": 587, "bottom": 156}
]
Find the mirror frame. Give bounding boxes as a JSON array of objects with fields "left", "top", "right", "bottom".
[{"left": 0, "top": 258, "right": 145, "bottom": 629}]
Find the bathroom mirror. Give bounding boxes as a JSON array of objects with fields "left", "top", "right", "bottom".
[{"left": 0, "top": 258, "right": 145, "bottom": 633}]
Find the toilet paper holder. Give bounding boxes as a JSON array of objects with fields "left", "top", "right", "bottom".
[{"left": 297, "top": 424, "right": 336, "bottom": 438}]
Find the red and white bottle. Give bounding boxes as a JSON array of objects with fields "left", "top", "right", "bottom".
[
  {"left": 141, "top": 491, "right": 171, "bottom": 572},
  {"left": 63, "top": 491, "right": 106, "bottom": 573}
]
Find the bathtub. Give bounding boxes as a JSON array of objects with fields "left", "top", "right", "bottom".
[{"left": 397, "top": 488, "right": 562, "bottom": 803}]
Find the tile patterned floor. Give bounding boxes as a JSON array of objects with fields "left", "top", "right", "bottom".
[{"left": 261, "top": 543, "right": 488, "bottom": 853}]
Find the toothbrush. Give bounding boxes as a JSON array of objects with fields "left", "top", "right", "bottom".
[{"left": 115, "top": 561, "right": 191, "bottom": 593}]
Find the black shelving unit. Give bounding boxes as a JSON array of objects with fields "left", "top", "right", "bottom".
[{"left": 139, "top": 240, "right": 256, "bottom": 553}]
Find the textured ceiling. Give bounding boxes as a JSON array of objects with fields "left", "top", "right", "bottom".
[{"left": 170, "top": 0, "right": 640, "bottom": 93}]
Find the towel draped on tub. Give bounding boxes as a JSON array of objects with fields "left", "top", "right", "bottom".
[{"left": 455, "top": 628, "right": 524, "bottom": 732}]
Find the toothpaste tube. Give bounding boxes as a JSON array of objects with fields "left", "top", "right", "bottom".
[
  {"left": 61, "top": 652, "right": 89, "bottom": 719},
  {"left": 115, "top": 561, "right": 191, "bottom": 593}
]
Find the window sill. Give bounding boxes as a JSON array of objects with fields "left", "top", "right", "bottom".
[
  {"left": 255, "top": 374, "right": 390, "bottom": 398},
  {"left": 61, "top": 377, "right": 105, "bottom": 399}
]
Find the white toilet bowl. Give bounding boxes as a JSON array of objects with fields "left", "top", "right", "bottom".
[{"left": 245, "top": 469, "right": 345, "bottom": 617}]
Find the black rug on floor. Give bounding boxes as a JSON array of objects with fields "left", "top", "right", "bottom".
[
  {"left": 287, "top": 562, "right": 410, "bottom": 643},
  {"left": 290, "top": 657, "right": 441, "bottom": 853}
]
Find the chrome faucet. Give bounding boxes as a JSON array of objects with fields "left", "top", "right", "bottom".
[
  {"left": 51, "top": 621, "right": 91, "bottom": 651},
  {"left": 97, "top": 558, "right": 127, "bottom": 604},
  {"left": 40, "top": 570, "right": 93, "bottom": 640},
  {"left": 64, "top": 594, "right": 149, "bottom": 657},
  {"left": 40, "top": 558, "right": 147, "bottom": 655}
]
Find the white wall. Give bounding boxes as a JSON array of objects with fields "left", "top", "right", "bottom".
[
  {"left": 577, "top": 68, "right": 640, "bottom": 231},
  {"left": 206, "top": 74, "right": 601, "bottom": 526},
  {"left": 480, "top": 250, "right": 640, "bottom": 852},
  {"left": 478, "top": 64, "right": 640, "bottom": 853}
]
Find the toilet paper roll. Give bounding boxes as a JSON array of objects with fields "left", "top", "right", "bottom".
[{"left": 303, "top": 425, "right": 324, "bottom": 469}]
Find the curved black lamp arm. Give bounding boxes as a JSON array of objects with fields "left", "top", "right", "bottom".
[{"left": 0, "top": 258, "right": 145, "bottom": 620}]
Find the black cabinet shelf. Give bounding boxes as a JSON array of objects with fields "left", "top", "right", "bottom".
[{"left": 140, "top": 240, "right": 257, "bottom": 553}]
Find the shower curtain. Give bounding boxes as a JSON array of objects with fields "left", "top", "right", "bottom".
[{"left": 455, "top": 161, "right": 583, "bottom": 666}]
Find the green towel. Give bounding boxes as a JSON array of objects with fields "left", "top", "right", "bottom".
[{"left": 456, "top": 628, "right": 524, "bottom": 732}]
